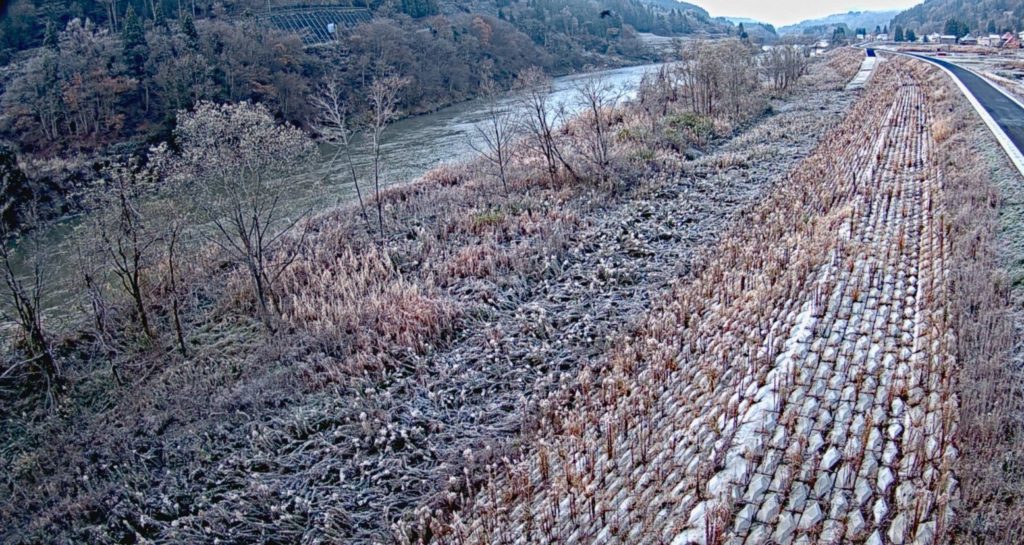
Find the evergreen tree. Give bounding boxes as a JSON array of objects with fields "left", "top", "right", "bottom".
[
  {"left": 906, "top": 29, "right": 916, "bottom": 42},
  {"left": 42, "top": 21, "right": 58, "bottom": 50},
  {"left": 121, "top": 6, "right": 148, "bottom": 77},
  {"left": 153, "top": 2, "right": 167, "bottom": 30},
  {"left": 180, "top": 13, "right": 200, "bottom": 49},
  {"left": 945, "top": 19, "right": 969, "bottom": 37},
  {"left": 894, "top": 25, "right": 904, "bottom": 42},
  {"left": 833, "top": 26, "right": 846, "bottom": 43}
]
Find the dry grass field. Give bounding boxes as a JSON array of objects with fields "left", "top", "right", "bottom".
[
  {"left": 2, "top": 49, "right": 1020, "bottom": 545},
  {"left": 401, "top": 58, "right": 1024, "bottom": 545}
]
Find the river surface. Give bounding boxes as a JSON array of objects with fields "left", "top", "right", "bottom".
[{"left": 11, "top": 63, "right": 663, "bottom": 323}]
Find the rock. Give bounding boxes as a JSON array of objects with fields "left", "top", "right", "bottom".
[
  {"left": 788, "top": 482, "right": 809, "bottom": 512},
  {"left": 866, "top": 530, "right": 884, "bottom": 545},
  {"left": 882, "top": 440, "right": 899, "bottom": 466},
  {"left": 860, "top": 452, "right": 879, "bottom": 478},
  {"left": 757, "top": 493, "right": 782, "bottom": 523},
  {"left": 854, "top": 477, "right": 873, "bottom": 506},
  {"left": 872, "top": 497, "right": 888, "bottom": 524},
  {"left": 808, "top": 431, "right": 825, "bottom": 454},
  {"left": 813, "top": 472, "right": 834, "bottom": 499},
  {"left": 798, "top": 501, "right": 824, "bottom": 530},
  {"left": 888, "top": 513, "right": 909, "bottom": 544},
  {"left": 820, "top": 520, "right": 844, "bottom": 543},
  {"left": 734, "top": 503, "right": 758, "bottom": 535},
  {"left": 846, "top": 509, "right": 867, "bottom": 539},
  {"left": 745, "top": 525, "right": 771, "bottom": 545},
  {"left": 877, "top": 466, "right": 895, "bottom": 494},
  {"left": 746, "top": 473, "right": 772, "bottom": 504},
  {"left": 829, "top": 490, "right": 850, "bottom": 519},
  {"left": 772, "top": 512, "right": 798, "bottom": 545},
  {"left": 913, "top": 520, "right": 937, "bottom": 545},
  {"left": 835, "top": 463, "right": 855, "bottom": 490},
  {"left": 895, "top": 482, "right": 916, "bottom": 510},
  {"left": 821, "top": 444, "right": 844, "bottom": 473}
]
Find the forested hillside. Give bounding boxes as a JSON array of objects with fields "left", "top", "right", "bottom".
[
  {"left": 778, "top": 10, "right": 899, "bottom": 35},
  {"left": 891, "top": 0, "right": 1024, "bottom": 35}
]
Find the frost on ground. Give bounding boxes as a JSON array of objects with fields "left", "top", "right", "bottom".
[
  {"left": 423, "top": 59, "right": 987, "bottom": 545},
  {"left": 0, "top": 52, "right": 863, "bottom": 544}
]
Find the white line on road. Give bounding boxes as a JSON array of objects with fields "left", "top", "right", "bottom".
[{"left": 898, "top": 52, "right": 1024, "bottom": 178}]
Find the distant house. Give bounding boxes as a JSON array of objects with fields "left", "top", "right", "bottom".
[
  {"left": 1004, "top": 33, "right": 1021, "bottom": 48},
  {"left": 960, "top": 35, "right": 978, "bottom": 45},
  {"left": 939, "top": 35, "right": 958, "bottom": 44},
  {"left": 876, "top": 33, "right": 888, "bottom": 41},
  {"left": 928, "top": 33, "right": 942, "bottom": 43}
]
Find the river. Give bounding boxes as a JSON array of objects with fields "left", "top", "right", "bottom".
[{"left": 9, "top": 62, "right": 664, "bottom": 323}]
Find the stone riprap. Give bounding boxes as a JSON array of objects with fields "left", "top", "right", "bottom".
[{"left": 424, "top": 60, "right": 958, "bottom": 545}]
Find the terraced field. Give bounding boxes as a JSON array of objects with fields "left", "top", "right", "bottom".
[{"left": 417, "top": 59, "right": 971, "bottom": 545}]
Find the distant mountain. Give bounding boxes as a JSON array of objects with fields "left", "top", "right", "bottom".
[
  {"left": 891, "top": 0, "right": 1024, "bottom": 35},
  {"left": 778, "top": 10, "right": 901, "bottom": 36},
  {"left": 723, "top": 17, "right": 765, "bottom": 26}
]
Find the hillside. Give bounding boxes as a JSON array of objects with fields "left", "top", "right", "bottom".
[
  {"left": 892, "top": 0, "right": 1024, "bottom": 35},
  {"left": 778, "top": 10, "right": 900, "bottom": 35}
]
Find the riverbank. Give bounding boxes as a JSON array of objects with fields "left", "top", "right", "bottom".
[
  {"left": 408, "top": 56, "right": 1024, "bottom": 545},
  {"left": 3, "top": 62, "right": 665, "bottom": 325},
  {"left": 0, "top": 49, "right": 863, "bottom": 543}
]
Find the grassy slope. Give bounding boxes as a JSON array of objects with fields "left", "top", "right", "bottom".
[{"left": 0, "top": 51, "right": 864, "bottom": 544}]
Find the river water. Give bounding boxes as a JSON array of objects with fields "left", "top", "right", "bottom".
[{"left": 11, "top": 62, "right": 663, "bottom": 323}]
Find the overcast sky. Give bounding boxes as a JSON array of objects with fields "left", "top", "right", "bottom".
[{"left": 700, "top": 1, "right": 922, "bottom": 27}]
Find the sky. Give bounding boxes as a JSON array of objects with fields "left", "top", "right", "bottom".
[{"left": 698, "top": 1, "right": 923, "bottom": 27}]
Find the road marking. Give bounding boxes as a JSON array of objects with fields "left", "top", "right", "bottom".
[{"left": 898, "top": 53, "right": 1024, "bottom": 178}]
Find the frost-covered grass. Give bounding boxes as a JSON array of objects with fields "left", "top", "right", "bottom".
[{"left": 0, "top": 52, "right": 864, "bottom": 544}]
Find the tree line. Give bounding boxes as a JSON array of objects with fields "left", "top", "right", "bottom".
[{"left": 891, "top": 0, "right": 1024, "bottom": 36}]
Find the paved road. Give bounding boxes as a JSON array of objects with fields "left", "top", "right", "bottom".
[{"left": 910, "top": 53, "right": 1024, "bottom": 154}]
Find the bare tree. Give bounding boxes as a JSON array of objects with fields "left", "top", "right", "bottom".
[
  {"left": 515, "top": 66, "right": 578, "bottom": 186},
  {"left": 761, "top": 44, "right": 809, "bottom": 92},
  {"left": 573, "top": 75, "right": 623, "bottom": 186},
  {"left": 636, "top": 65, "right": 678, "bottom": 141},
  {"left": 366, "top": 75, "right": 408, "bottom": 237},
  {"left": 172, "top": 101, "right": 318, "bottom": 333},
  {"left": 675, "top": 39, "right": 761, "bottom": 122},
  {"left": 147, "top": 147, "right": 192, "bottom": 357},
  {"left": 0, "top": 209, "right": 59, "bottom": 400},
  {"left": 87, "top": 158, "right": 160, "bottom": 339},
  {"left": 468, "top": 78, "right": 519, "bottom": 195},
  {"left": 312, "top": 75, "right": 373, "bottom": 232}
]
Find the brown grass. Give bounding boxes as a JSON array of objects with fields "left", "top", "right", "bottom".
[{"left": 922, "top": 63, "right": 1024, "bottom": 545}]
